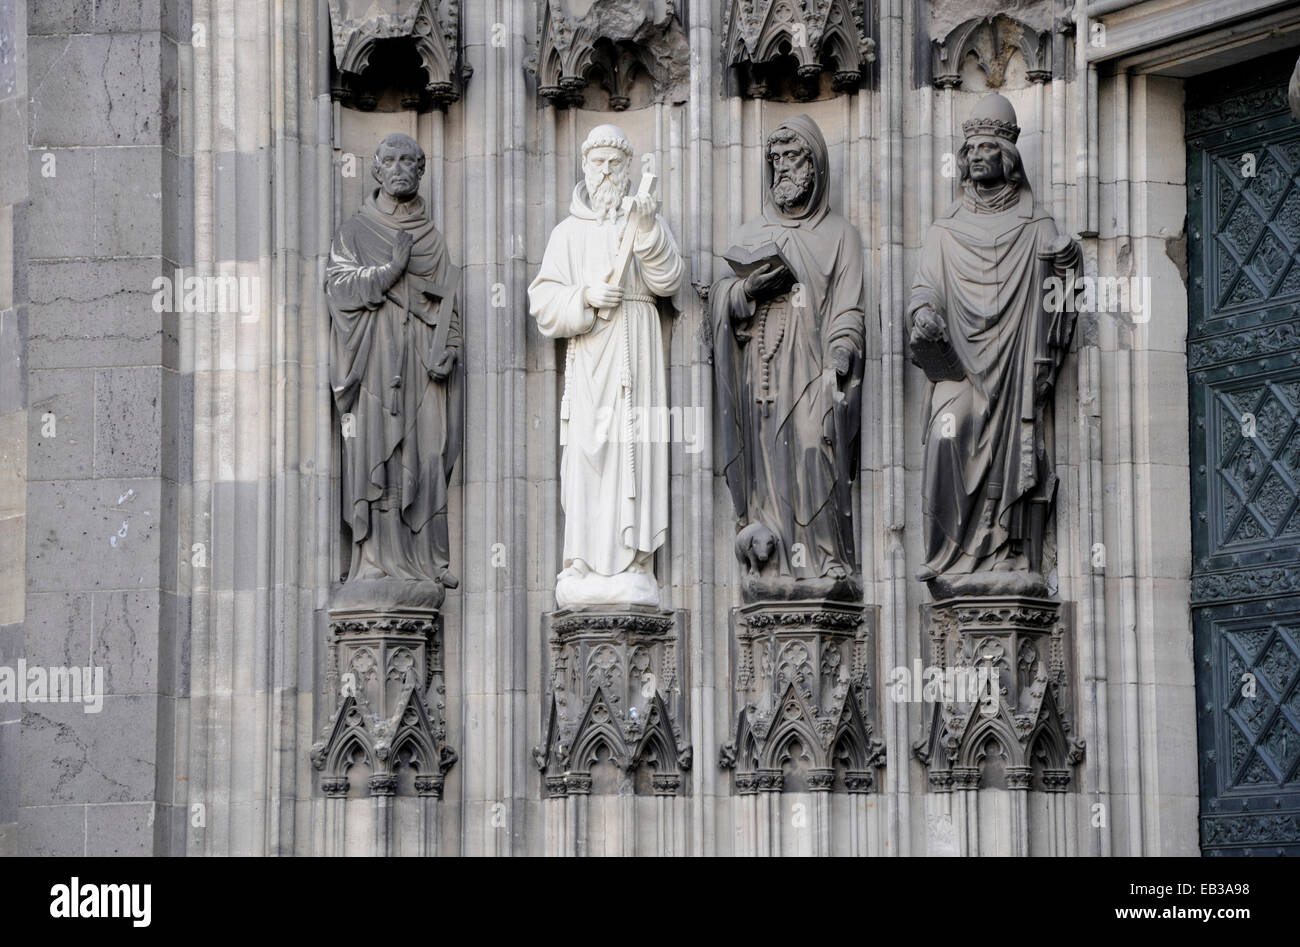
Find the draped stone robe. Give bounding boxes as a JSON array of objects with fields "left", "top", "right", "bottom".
[
  {"left": 908, "top": 185, "right": 1077, "bottom": 580},
  {"left": 711, "top": 117, "right": 866, "bottom": 581},
  {"left": 326, "top": 190, "right": 463, "bottom": 584},
  {"left": 528, "top": 184, "right": 684, "bottom": 579}
]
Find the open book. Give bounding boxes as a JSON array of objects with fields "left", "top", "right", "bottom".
[{"left": 722, "top": 243, "right": 795, "bottom": 279}]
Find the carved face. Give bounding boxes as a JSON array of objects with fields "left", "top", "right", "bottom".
[
  {"left": 769, "top": 138, "right": 814, "bottom": 212},
  {"left": 583, "top": 145, "right": 631, "bottom": 220},
  {"left": 965, "top": 137, "right": 1004, "bottom": 185},
  {"left": 374, "top": 139, "right": 424, "bottom": 200},
  {"left": 754, "top": 531, "right": 776, "bottom": 561}
]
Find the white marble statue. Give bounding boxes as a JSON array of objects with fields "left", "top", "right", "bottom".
[{"left": 528, "top": 125, "right": 684, "bottom": 609}]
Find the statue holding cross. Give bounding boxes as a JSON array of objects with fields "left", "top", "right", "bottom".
[{"left": 528, "top": 124, "right": 684, "bottom": 609}]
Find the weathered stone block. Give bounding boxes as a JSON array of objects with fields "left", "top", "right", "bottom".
[
  {"left": 19, "top": 697, "right": 157, "bottom": 806},
  {"left": 93, "top": 146, "right": 162, "bottom": 256},
  {"left": 25, "top": 148, "right": 96, "bottom": 258},
  {"left": 93, "top": 589, "right": 160, "bottom": 695},
  {"left": 27, "top": 33, "right": 162, "bottom": 147},
  {"left": 94, "top": 366, "right": 161, "bottom": 478},
  {"left": 17, "top": 803, "right": 85, "bottom": 856},
  {"left": 25, "top": 478, "right": 161, "bottom": 592},
  {"left": 28, "top": 258, "right": 164, "bottom": 370},
  {"left": 86, "top": 800, "right": 155, "bottom": 855},
  {"left": 27, "top": 368, "right": 94, "bottom": 480}
]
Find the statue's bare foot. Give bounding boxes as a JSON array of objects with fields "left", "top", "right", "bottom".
[
  {"left": 826, "top": 562, "right": 849, "bottom": 580},
  {"left": 438, "top": 569, "right": 459, "bottom": 589}
]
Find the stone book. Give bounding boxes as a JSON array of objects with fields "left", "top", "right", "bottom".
[
  {"left": 722, "top": 242, "right": 795, "bottom": 278},
  {"left": 908, "top": 334, "right": 965, "bottom": 382}
]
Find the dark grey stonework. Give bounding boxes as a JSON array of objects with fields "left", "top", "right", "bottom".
[{"left": 711, "top": 115, "right": 865, "bottom": 603}]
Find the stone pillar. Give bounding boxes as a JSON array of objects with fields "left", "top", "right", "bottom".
[
  {"left": 720, "top": 601, "right": 885, "bottom": 857},
  {"left": 18, "top": 0, "right": 184, "bottom": 856},
  {"left": 914, "top": 597, "right": 1084, "bottom": 856},
  {"left": 310, "top": 607, "right": 456, "bottom": 856},
  {"left": 0, "top": 0, "right": 28, "bottom": 858},
  {"left": 535, "top": 607, "right": 691, "bottom": 857}
]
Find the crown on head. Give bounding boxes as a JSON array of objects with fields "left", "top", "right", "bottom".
[{"left": 961, "top": 93, "right": 1020, "bottom": 143}]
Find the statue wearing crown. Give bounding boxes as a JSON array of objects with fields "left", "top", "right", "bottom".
[{"left": 908, "top": 93, "right": 1081, "bottom": 599}]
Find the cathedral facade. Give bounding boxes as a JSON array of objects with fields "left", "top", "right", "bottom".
[{"left": 1, "top": 0, "right": 1299, "bottom": 857}]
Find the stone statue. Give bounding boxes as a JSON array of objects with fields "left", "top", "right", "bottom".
[
  {"left": 908, "top": 93, "right": 1080, "bottom": 599},
  {"left": 1290, "top": 53, "right": 1300, "bottom": 121},
  {"left": 711, "top": 115, "right": 865, "bottom": 601},
  {"left": 528, "top": 124, "right": 684, "bottom": 609},
  {"left": 325, "top": 132, "right": 463, "bottom": 607}
]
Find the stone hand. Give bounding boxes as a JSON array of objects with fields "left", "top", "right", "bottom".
[
  {"left": 584, "top": 282, "right": 624, "bottom": 310},
  {"left": 911, "top": 306, "right": 947, "bottom": 343},
  {"left": 1049, "top": 232, "right": 1078, "bottom": 264},
  {"left": 391, "top": 230, "right": 413, "bottom": 272},
  {"left": 743, "top": 263, "right": 795, "bottom": 302},
  {"left": 830, "top": 341, "right": 854, "bottom": 377},
  {"left": 430, "top": 347, "right": 457, "bottom": 382},
  {"left": 631, "top": 193, "right": 658, "bottom": 235}
]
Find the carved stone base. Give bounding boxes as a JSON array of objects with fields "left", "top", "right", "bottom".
[
  {"left": 310, "top": 606, "right": 456, "bottom": 855},
  {"left": 721, "top": 600, "right": 884, "bottom": 794},
  {"left": 913, "top": 596, "right": 1083, "bottom": 792},
  {"left": 535, "top": 607, "right": 691, "bottom": 797}
]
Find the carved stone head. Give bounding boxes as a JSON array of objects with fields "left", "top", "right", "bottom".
[
  {"left": 958, "top": 94, "right": 1027, "bottom": 190},
  {"left": 581, "top": 124, "right": 634, "bottom": 220},
  {"left": 768, "top": 129, "right": 815, "bottom": 212},
  {"left": 763, "top": 116, "right": 829, "bottom": 222},
  {"left": 372, "top": 132, "right": 426, "bottom": 200}
]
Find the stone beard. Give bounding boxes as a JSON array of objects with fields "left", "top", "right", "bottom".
[
  {"left": 325, "top": 134, "right": 462, "bottom": 602},
  {"left": 528, "top": 127, "right": 684, "bottom": 609},
  {"left": 711, "top": 115, "right": 866, "bottom": 599},
  {"left": 908, "top": 94, "right": 1080, "bottom": 597}
]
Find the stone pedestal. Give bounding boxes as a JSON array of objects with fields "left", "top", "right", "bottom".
[
  {"left": 721, "top": 600, "right": 885, "bottom": 856},
  {"left": 535, "top": 607, "right": 692, "bottom": 856},
  {"left": 310, "top": 606, "right": 456, "bottom": 857},
  {"left": 914, "top": 596, "right": 1084, "bottom": 856}
]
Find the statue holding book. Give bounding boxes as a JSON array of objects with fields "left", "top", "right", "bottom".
[
  {"left": 711, "top": 115, "right": 866, "bottom": 601},
  {"left": 907, "top": 93, "right": 1080, "bottom": 599}
]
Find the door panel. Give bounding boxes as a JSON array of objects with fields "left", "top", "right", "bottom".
[{"left": 1188, "top": 48, "right": 1300, "bottom": 856}]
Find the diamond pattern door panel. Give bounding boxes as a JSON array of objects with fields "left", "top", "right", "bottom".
[{"left": 1188, "top": 51, "right": 1300, "bottom": 856}]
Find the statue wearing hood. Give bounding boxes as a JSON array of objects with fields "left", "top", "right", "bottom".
[
  {"left": 528, "top": 125, "right": 684, "bottom": 610},
  {"left": 711, "top": 115, "right": 866, "bottom": 601},
  {"left": 908, "top": 93, "right": 1081, "bottom": 599}
]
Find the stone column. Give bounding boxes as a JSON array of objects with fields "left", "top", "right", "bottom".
[
  {"left": 914, "top": 598, "right": 1085, "bottom": 856},
  {"left": 720, "top": 602, "right": 885, "bottom": 857},
  {"left": 535, "top": 608, "right": 692, "bottom": 857}
]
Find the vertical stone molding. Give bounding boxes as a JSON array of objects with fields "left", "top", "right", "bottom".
[
  {"left": 721, "top": 0, "right": 876, "bottom": 99},
  {"left": 720, "top": 601, "right": 885, "bottom": 855},
  {"left": 526, "top": 0, "right": 689, "bottom": 110},
  {"left": 535, "top": 608, "right": 691, "bottom": 855},
  {"left": 913, "top": 597, "right": 1084, "bottom": 856},
  {"left": 310, "top": 607, "right": 457, "bottom": 856},
  {"left": 327, "top": 0, "right": 470, "bottom": 110},
  {"left": 930, "top": 15, "right": 1052, "bottom": 89}
]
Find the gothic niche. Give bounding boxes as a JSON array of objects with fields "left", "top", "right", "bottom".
[
  {"left": 722, "top": 0, "right": 876, "bottom": 101},
  {"left": 328, "top": 0, "right": 471, "bottom": 111},
  {"left": 526, "top": 0, "right": 690, "bottom": 111},
  {"left": 930, "top": 14, "right": 1052, "bottom": 90}
]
